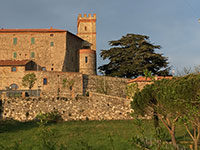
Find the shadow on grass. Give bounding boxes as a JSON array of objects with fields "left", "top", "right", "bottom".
[{"left": 0, "top": 119, "right": 38, "bottom": 133}]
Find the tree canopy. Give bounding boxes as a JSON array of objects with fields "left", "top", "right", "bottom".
[
  {"left": 98, "top": 34, "right": 170, "bottom": 78},
  {"left": 22, "top": 73, "right": 37, "bottom": 90},
  {"left": 131, "top": 74, "right": 200, "bottom": 149}
]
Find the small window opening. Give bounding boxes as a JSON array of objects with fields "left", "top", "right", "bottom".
[
  {"left": 50, "top": 34, "right": 54, "bottom": 37},
  {"left": 51, "top": 68, "right": 54, "bottom": 71},
  {"left": 42, "top": 67, "right": 46, "bottom": 71},
  {"left": 9, "top": 84, "right": 18, "bottom": 90},
  {"left": 43, "top": 78, "right": 47, "bottom": 85},
  {"left": 31, "top": 37, "right": 35, "bottom": 44},
  {"left": 13, "top": 52, "right": 17, "bottom": 58},
  {"left": 31, "top": 52, "right": 35, "bottom": 58},
  {"left": 11, "top": 67, "right": 17, "bottom": 72},
  {"left": 85, "top": 26, "right": 87, "bottom": 31},
  {"left": 85, "top": 56, "right": 88, "bottom": 63},
  {"left": 13, "top": 38, "right": 17, "bottom": 45},
  {"left": 50, "top": 42, "right": 54, "bottom": 46}
]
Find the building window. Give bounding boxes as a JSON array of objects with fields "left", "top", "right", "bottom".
[
  {"left": 9, "top": 83, "right": 18, "bottom": 90},
  {"left": 43, "top": 78, "right": 47, "bottom": 85},
  {"left": 85, "top": 56, "right": 88, "bottom": 63},
  {"left": 13, "top": 52, "right": 17, "bottom": 58},
  {"left": 42, "top": 67, "right": 46, "bottom": 71},
  {"left": 11, "top": 67, "right": 16, "bottom": 72},
  {"left": 51, "top": 68, "right": 54, "bottom": 71},
  {"left": 31, "top": 37, "right": 35, "bottom": 44},
  {"left": 13, "top": 38, "right": 17, "bottom": 45},
  {"left": 85, "top": 26, "right": 87, "bottom": 31},
  {"left": 50, "top": 42, "right": 54, "bottom": 46},
  {"left": 50, "top": 34, "right": 54, "bottom": 37},
  {"left": 30, "top": 52, "right": 35, "bottom": 58}
]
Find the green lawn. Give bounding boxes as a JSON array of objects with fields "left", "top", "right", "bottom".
[{"left": 0, "top": 120, "right": 191, "bottom": 150}]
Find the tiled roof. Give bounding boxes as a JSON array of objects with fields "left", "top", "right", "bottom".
[
  {"left": 128, "top": 76, "right": 173, "bottom": 83},
  {"left": 0, "top": 28, "right": 67, "bottom": 33},
  {"left": 0, "top": 60, "right": 31, "bottom": 66}
]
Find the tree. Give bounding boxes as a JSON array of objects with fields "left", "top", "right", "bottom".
[
  {"left": 132, "top": 74, "right": 200, "bottom": 149},
  {"left": 22, "top": 73, "right": 37, "bottom": 90},
  {"left": 176, "top": 74, "right": 200, "bottom": 150},
  {"left": 131, "top": 78, "right": 180, "bottom": 148},
  {"left": 98, "top": 34, "right": 170, "bottom": 78}
]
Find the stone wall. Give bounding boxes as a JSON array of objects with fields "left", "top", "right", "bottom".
[
  {"left": 0, "top": 71, "right": 83, "bottom": 97},
  {"left": 83, "top": 75, "right": 129, "bottom": 98},
  {"left": 1, "top": 92, "right": 133, "bottom": 121}
]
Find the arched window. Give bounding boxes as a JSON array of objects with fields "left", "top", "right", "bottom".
[{"left": 9, "top": 83, "right": 18, "bottom": 90}]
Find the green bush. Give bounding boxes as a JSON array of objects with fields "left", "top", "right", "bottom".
[{"left": 36, "top": 110, "right": 63, "bottom": 125}]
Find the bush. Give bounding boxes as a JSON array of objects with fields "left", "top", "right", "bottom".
[{"left": 36, "top": 110, "right": 63, "bottom": 125}]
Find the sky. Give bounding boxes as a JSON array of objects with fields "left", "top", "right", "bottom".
[{"left": 0, "top": 0, "right": 200, "bottom": 75}]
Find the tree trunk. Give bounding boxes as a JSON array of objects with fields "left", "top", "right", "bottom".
[
  {"left": 194, "top": 139, "right": 198, "bottom": 150},
  {"left": 153, "top": 111, "right": 159, "bottom": 129},
  {"left": 170, "top": 131, "right": 177, "bottom": 149}
]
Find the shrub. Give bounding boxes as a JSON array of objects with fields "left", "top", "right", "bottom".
[{"left": 36, "top": 110, "right": 63, "bottom": 125}]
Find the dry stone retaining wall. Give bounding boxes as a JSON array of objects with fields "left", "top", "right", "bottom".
[
  {"left": 83, "top": 75, "right": 129, "bottom": 98},
  {"left": 1, "top": 92, "right": 133, "bottom": 122}
]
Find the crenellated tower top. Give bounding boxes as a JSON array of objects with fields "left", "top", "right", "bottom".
[
  {"left": 78, "top": 13, "right": 96, "bottom": 20},
  {"left": 77, "top": 13, "right": 96, "bottom": 50}
]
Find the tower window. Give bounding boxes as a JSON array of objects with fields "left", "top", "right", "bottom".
[
  {"left": 13, "top": 38, "right": 17, "bottom": 45},
  {"left": 13, "top": 52, "right": 17, "bottom": 58},
  {"left": 50, "top": 42, "right": 54, "bottom": 46},
  {"left": 43, "top": 78, "right": 47, "bottom": 85},
  {"left": 31, "top": 37, "right": 35, "bottom": 44},
  {"left": 30, "top": 52, "right": 35, "bottom": 58},
  {"left": 85, "top": 56, "right": 88, "bottom": 63},
  {"left": 11, "top": 67, "right": 17, "bottom": 72},
  {"left": 85, "top": 26, "right": 87, "bottom": 31}
]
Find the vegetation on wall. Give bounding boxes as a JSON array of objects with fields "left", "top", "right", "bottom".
[
  {"left": 94, "top": 78, "right": 110, "bottom": 95},
  {"left": 126, "top": 83, "right": 138, "bottom": 99},
  {"left": 98, "top": 34, "right": 170, "bottom": 78},
  {"left": 22, "top": 73, "right": 37, "bottom": 89},
  {"left": 62, "top": 78, "right": 75, "bottom": 99}
]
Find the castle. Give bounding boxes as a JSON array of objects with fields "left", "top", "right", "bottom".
[
  {"left": 0, "top": 14, "right": 101, "bottom": 97},
  {"left": 0, "top": 13, "right": 96, "bottom": 74}
]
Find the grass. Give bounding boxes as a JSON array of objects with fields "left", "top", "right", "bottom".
[{"left": 0, "top": 119, "right": 191, "bottom": 150}]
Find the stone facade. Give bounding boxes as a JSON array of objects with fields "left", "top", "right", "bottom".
[
  {"left": 0, "top": 70, "right": 83, "bottom": 97},
  {"left": 77, "top": 14, "right": 96, "bottom": 50},
  {"left": 1, "top": 92, "right": 133, "bottom": 121},
  {"left": 0, "top": 14, "right": 97, "bottom": 75},
  {"left": 79, "top": 49, "right": 96, "bottom": 75}
]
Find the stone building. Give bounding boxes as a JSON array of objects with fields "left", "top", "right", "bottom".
[
  {"left": 0, "top": 14, "right": 96, "bottom": 74},
  {"left": 0, "top": 14, "right": 98, "bottom": 94}
]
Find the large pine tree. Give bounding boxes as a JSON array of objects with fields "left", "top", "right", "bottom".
[{"left": 98, "top": 34, "right": 170, "bottom": 78}]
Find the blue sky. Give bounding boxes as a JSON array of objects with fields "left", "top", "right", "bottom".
[{"left": 1, "top": 0, "right": 200, "bottom": 74}]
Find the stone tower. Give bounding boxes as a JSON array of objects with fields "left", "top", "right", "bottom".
[{"left": 77, "top": 14, "right": 96, "bottom": 75}]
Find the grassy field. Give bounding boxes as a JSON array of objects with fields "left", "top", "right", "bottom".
[{"left": 0, "top": 120, "right": 191, "bottom": 150}]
